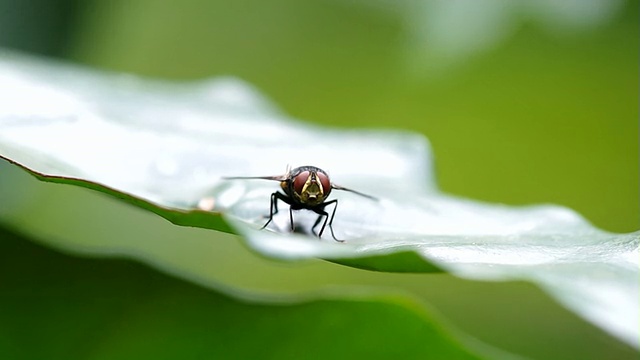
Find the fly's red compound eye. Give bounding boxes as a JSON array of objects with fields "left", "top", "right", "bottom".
[
  {"left": 316, "top": 172, "right": 331, "bottom": 194},
  {"left": 293, "top": 171, "right": 310, "bottom": 195}
]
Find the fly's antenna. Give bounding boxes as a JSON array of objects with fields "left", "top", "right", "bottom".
[
  {"left": 221, "top": 175, "right": 287, "bottom": 181},
  {"left": 331, "top": 184, "right": 377, "bottom": 201}
]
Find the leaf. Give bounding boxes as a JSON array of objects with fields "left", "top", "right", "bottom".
[{"left": 0, "top": 50, "right": 638, "bottom": 350}]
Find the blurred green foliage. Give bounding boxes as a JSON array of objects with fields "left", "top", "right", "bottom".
[{"left": 0, "top": 227, "right": 483, "bottom": 360}]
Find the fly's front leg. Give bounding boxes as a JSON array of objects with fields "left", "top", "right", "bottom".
[
  {"left": 311, "top": 213, "right": 325, "bottom": 236},
  {"left": 312, "top": 199, "right": 342, "bottom": 242},
  {"left": 262, "top": 192, "right": 292, "bottom": 230}
]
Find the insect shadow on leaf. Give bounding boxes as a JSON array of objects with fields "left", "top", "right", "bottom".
[{"left": 223, "top": 165, "right": 377, "bottom": 242}]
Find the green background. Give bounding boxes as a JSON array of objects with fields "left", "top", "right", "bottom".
[{"left": 68, "top": 0, "right": 638, "bottom": 233}]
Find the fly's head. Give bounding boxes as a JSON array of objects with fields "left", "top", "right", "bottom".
[{"left": 286, "top": 166, "right": 332, "bottom": 206}]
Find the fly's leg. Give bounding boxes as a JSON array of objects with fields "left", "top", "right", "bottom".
[
  {"left": 262, "top": 192, "right": 292, "bottom": 230},
  {"left": 311, "top": 199, "right": 342, "bottom": 242},
  {"left": 289, "top": 206, "right": 295, "bottom": 232},
  {"left": 325, "top": 199, "right": 340, "bottom": 241},
  {"left": 311, "top": 213, "right": 324, "bottom": 236},
  {"left": 260, "top": 192, "right": 277, "bottom": 229}
]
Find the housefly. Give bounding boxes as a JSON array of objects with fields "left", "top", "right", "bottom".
[{"left": 223, "top": 165, "right": 376, "bottom": 241}]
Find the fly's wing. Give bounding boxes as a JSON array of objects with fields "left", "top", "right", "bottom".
[{"left": 331, "top": 184, "right": 377, "bottom": 201}]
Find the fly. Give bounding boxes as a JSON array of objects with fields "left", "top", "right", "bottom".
[{"left": 223, "top": 165, "right": 376, "bottom": 242}]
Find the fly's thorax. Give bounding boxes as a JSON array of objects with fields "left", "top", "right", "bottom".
[{"left": 290, "top": 168, "right": 332, "bottom": 206}]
